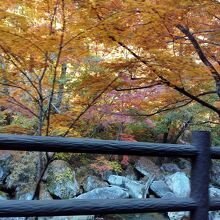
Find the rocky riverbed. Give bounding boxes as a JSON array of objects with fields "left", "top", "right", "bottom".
[{"left": 0, "top": 152, "right": 220, "bottom": 220}]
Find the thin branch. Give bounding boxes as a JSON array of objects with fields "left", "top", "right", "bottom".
[
  {"left": 63, "top": 76, "right": 119, "bottom": 137},
  {"left": 5, "top": 96, "right": 38, "bottom": 118},
  {"left": 0, "top": 45, "right": 43, "bottom": 100},
  {"left": 46, "top": 0, "right": 66, "bottom": 136},
  {"left": 115, "top": 82, "right": 161, "bottom": 91}
]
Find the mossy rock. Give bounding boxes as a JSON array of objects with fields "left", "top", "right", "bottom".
[{"left": 46, "top": 160, "right": 79, "bottom": 199}]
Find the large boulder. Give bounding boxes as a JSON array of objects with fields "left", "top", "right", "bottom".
[
  {"left": 0, "top": 153, "right": 13, "bottom": 185},
  {"left": 107, "top": 175, "right": 128, "bottom": 186},
  {"left": 45, "top": 160, "right": 79, "bottom": 199},
  {"left": 107, "top": 175, "right": 151, "bottom": 198},
  {"left": 165, "top": 172, "right": 190, "bottom": 220},
  {"left": 83, "top": 176, "right": 108, "bottom": 192},
  {"left": 123, "top": 179, "right": 148, "bottom": 198},
  {"left": 76, "top": 186, "right": 129, "bottom": 199},
  {"left": 134, "top": 158, "right": 161, "bottom": 179},
  {"left": 5, "top": 152, "right": 46, "bottom": 200},
  {"left": 150, "top": 180, "right": 174, "bottom": 198},
  {"left": 165, "top": 172, "right": 190, "bottom": 197}
]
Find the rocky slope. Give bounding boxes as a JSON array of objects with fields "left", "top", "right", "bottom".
[{"left": 0, "top": 152, "right": 220, "bottom": 220}]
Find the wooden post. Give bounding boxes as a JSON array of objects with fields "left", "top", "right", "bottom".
[{"left": 191, "top": 131, "right": 211, "bottom": 220}]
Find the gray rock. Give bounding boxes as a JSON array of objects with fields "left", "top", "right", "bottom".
[
  {"left": 83, "top": 176, "right": 108, "bottom": 192},
  {"left": 38, "top": 216, "right": 94, "bottom": 220},
  {"left": 176, "top": 158, "right": 191, "bottom": 170},
  {"left": 165, "top": 172, "right": 190, "bottom": 197},
  {"left": 124, "top": 166, "right": 139, "bottom": 180},
  {"left": 160, "top": 163, "right": 180, "bottom": 173},
  {"left": 209, "top": 211, "right": 220, "bottom": 220},
  {"left": 0, "top": 218, "right": 25, "bottom": 220},
  {"left": 211, "top": 162, "right": 220, "bottom": 187},
  {"left": 46, "top": 160, "right": 79, "bottom": 199},
  {"left": 6, "top": 152, "right": 45, "bottom": 200},
  {"left": 39, "top": 183, "right": 53, "bottom": 200},
  {"left": 102, "top": 213, "right": 169, "bottom": 220},
  {"left": 107, "top": 175, "right": 151, "bottom": 198},
  {"left": 165, "top": 172, "right": 190, "bottom": 220},
  {"left": 134, "top": 158, "right": 161, "bottom": 179},
  {"left": 150, "top": 180, "right": 174, "bottom": 198},
  {"left": 76, "top": 186, "right": 129, "bottom": 199},
  {"left": 0, "top": 153, "right": 12, "bottom": 185},
  {"left": 168, "top": 212, "right": 189, "bottom": 220},
  {"left": 102, "top": 170, "right": 114, "bottom": 181},
  {"left": 107, "top": 175, "right": 128, "bottom": 187},
  {"left": 124, "top": 179, "right": 148, "bottom": 198},
  {"left": 0, "top": 191, "right": 9, "bottom": 200},
  {"left": 16, "top": 189, "right": 34, "bottom": 200},
  {"left": 210, "top": 186, "right": 220, "bottom": 198}
]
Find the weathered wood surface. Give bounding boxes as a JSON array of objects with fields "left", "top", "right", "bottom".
[
  {"left": 211, "top": 147, "right": 220, "bottom": 159},
  {"left": 210, "top": 198, "right": 220, "bottom": 211},
  {"left": 190, "top": 131, "right": 211, "bottom": 220},
  {"left": 0, "top": 131, "right": 219, "bottom": 219},
  {"left": 0, "top": 198, "right": 197, "bottom": 217},
  {"left": 0, "top": 134, "right": 198, "bottom": 157}
]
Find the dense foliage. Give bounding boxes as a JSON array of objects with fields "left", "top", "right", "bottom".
[{"left": 0, "top": 0, "right": 219, "bottom": 142}]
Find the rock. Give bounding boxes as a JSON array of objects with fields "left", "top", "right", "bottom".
[
  {"left": 0, "top": 218, "right": 25, "bottom": 220},
  {"left": 150, "top": 180, "right": 174, "bottom": 198},
  {"left": 39, "top": 183, "right": 53, "bottom": 200},
  {"left": 6, "top": 152, "right": 46, "bottom": 200},
  {"left": 175, "top": 158, "right": 191, "bottom": 176},
  {"left": 168, "top": 212, "right": 190, "bottom": 220},
  {"left": 0, "top": 153, "right": 13, "bottom": 185},
  {"left": 176, "top": 158, "right": 191, "bottom": 170},
  {"left": 16, "top": 188, "right": 35, "bottom": 200},
  {"left": 46, "top": 160, "right": 79, "bottom": 199},
  {"left": 124, "top": 179, "right": 148, "bottom": 198},
  {"left": 76, "top": 186, "right": 129, "bottom": 199},
  {"left": 210, "top": 186, "right": 220, "bottom": 198},
  {"left": 0, "top": 191, "right": 9, "bottom": 200},
  {"left": 211, "top": 161, "right": 220, "bottom": 187},
  {"left": 38, "top": 216, "right": 94, "bottom": 220},
  {"left": 83, "top": 176, "right": 108, "bottom": 192},
  {"left": 102, "top": 170, "right": 114, "bottom": 181},
  {"left": 165, "top": 172, "right": 190, "bottom": 197},
  {"left": 75, "top": 166, "right": 94, "bottom": 190},
  {"left": 160, "top": 163, "right": 180, "bottom": 173},
  {"left": 102, "top": 213, "right": 169, "bottom": 220},
  {"left": 107, "top": 175, "right": 152, "bottom": 198},
  {"left": 209, "top": 211, "right": 220, "bottom": 220},
  {"left": 124, "top": 166, "right": 139, "bottom": 180},
  {"left": 165, "top": 172, "right": 190, "bottom": 220},
  {"left": 134, "top": 158, "right": 161, "bottom": 179},
  {"left": 107, "top": 175, "right": 127, "bottom": 186}
]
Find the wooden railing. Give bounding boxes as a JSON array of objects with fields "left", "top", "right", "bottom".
[{"left": 0, "top": 131, "right": 219, "bottom": 220}]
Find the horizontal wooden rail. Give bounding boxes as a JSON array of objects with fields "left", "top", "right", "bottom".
[
  {"left": 0, "top": 198, "right": 197, "bottom": 217},
  {"left": 211, "top": 147, "right": 220, "bottom": 159},
  {"left": 0, "top": 134, "right": 198, "bottom": 157},
  {"left": 209, "top": 198, "right": 220, "bottom": 211},
  {"left": 0, "top": 131, "right": 219, "bottom": 219}
]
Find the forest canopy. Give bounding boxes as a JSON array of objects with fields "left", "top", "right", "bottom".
[{"left": 0, "top": 0, "right": 219, "bottom": 145}]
